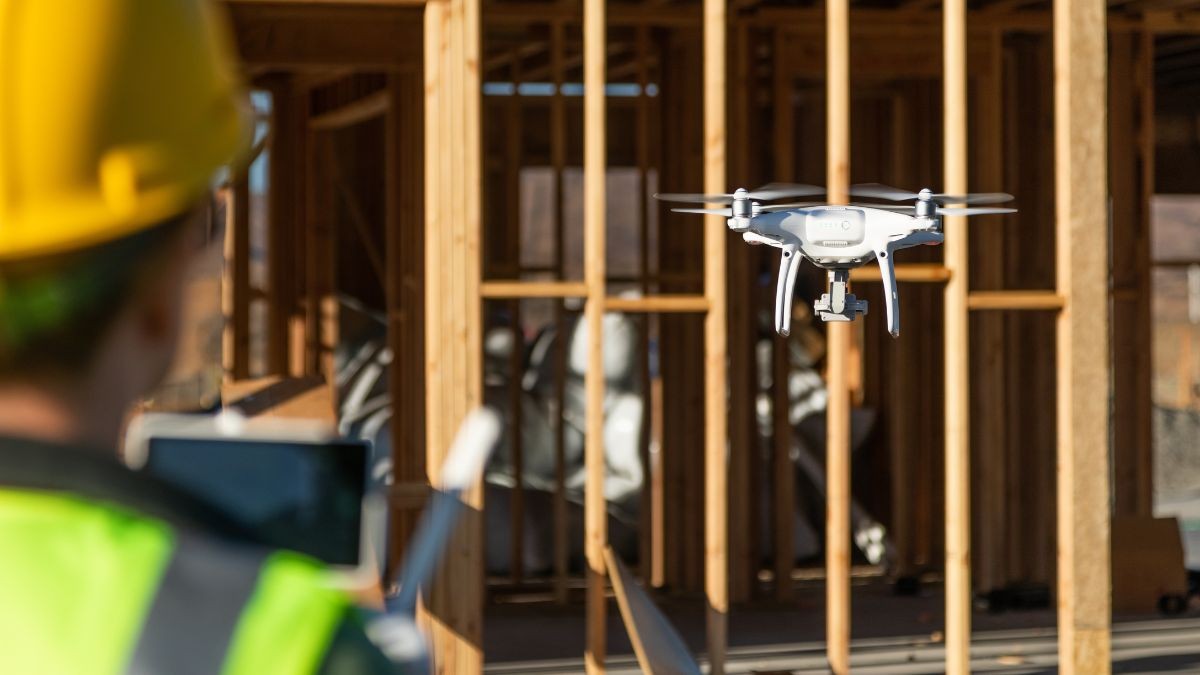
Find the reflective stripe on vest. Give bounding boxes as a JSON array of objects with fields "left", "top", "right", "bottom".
[
  {"left": 0, "top": 489, "right": 349, "bottom": 675},
  {"left": 126, "top": 532, "right": 267, "bottom": 675}
]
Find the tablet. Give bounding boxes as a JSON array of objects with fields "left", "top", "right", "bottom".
[{"left": 124, "top": 412, "right": 378, "bottom": 578}]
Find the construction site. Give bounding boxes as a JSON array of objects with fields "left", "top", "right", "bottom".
[{"left": 144, "top": 0, "right": 1200, "bottom": 672}]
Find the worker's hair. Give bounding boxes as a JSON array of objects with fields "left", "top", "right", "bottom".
[{"left": 0, "top": 211, "right": 193, "bottom": 380}]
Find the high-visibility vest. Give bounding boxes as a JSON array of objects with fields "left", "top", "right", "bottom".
[{"left": 0, "top": 488, "right": 352, "bottom": 675}]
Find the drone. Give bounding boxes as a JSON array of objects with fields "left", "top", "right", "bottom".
[{"left": 654, "top": 183, "right": 1015, "bottom": 337}]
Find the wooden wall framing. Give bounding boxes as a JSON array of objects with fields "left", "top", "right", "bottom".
[{"left": 216, "top": 0, "right": 1166, "bottom": 672}]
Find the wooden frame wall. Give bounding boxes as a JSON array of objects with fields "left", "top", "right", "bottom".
[{"left": 218, "top": 2, "right": 1159, "bottom": 673}]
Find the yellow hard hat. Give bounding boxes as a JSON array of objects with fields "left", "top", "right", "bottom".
[{"left": 0, "top": 0, "right": 252, "bottom": 261}]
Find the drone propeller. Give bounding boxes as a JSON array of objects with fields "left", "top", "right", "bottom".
[
  {"left": 850, "top": 183, "right": 1013, "bottom": 205},
  {"left": 655, "top": 182, "right": 825, "bottom": 204},
  {"left": 759, "top": 201, "right": 827, "bottom": 212},
  {"left": 760, "top": 201, "right": 911, "bottom": 213},
  {"left": 671, "top": 207, "right": 732, "bottom": 216},
  {"left": 936, "top": 206, "right": 1017, "bottom": 216}
]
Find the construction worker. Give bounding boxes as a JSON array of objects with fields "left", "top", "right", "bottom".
[{"left": 0, "top": 1, "right": 410, "bottom": 672}]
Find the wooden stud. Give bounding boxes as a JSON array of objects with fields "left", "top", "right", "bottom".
[
  {"left": 971, "top": 29, "right": 1007, "bottom": 597},
  {"left": 506, "top": 52, "right": 526, "bottom": 589},
  {"left": 886, "top": 91, "right": 915, "bottom": 580},
  {"left": 384, "top": 70, "right": 426, "bottom": 582},
  {"left": 635, "top": 23, "right": 654, "bottom": 589},
  {"left": 1054, "top": 0, "right": 1112, "bottom": 667},
  {"left": 264, "top": 78, "right": 295, "bottom": 378},
  {"left": 424, "top": 0, "right": 485, "bottom": 668},
  {"left": 704, "top": 0, "right": 729, "bottom": 668},
  {"left": 1135, "top": 32, "right": 1156, "bottom": 515},
  {"left": 583, "top": 0, "right": 608, "bottom": 667},
  {"left": 223, "top": 173, "right": 252, "bottom": 382},
  {"left": 772, "top": 27, "right": 796, "bottom": 603},
  {"left": 727, "top": 19, "right": 757, "bottom": 605},
  {"left": 826, "top": 0, "right": 852, "bottom": 670},
  {"left": 943, "top": 0, "right": 971, "bottom": 669},
  {"left": 551, "top": 19, "right": 571, "bottom": 607},
  {"left": 313, "top": 134, "right": 339, "bottom": 397}
]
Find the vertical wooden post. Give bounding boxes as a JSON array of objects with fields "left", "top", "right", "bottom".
[
  {"left": 1054, "top": 0, "right": 1111, "bottom": 668},
  {"left": 583, "top": 0, "right": 608, "bottom": 669},
  {"left": 772, "top": 29, "right": 796, "bottom": 603},
  {"left": 943, "top": 0, "right": 971, "bottom": 671},
  {"left": 424, "top": 0, "right": 484, "bottom": 668},
  {"left": 887, "top": 92, "right": 915, "bottom": 579},
  {"left": 1135, "top": 32, "right": 1156, "bottom": 512},
  {"left": 265, "top": 79, "right": 295, "bottom": 378},
  {"left": 704, "top": 0, "right": 729, "bottom": 669},
  {"left": 550, "top": 19, "right": 571, "bottom": 607},
  {"left": 972, "top": 29, "right": 1007, "bottom": 599},
  {"left": 223, "top": 173, "right": 251, "bottom": 382},
  {"left": 635, "top": 24, "right": 655, "bottom": 587},
  {"left": 386, "top": 70, "right": 426, "bottom": 584},
  {"left": 506, "top": 53, "right": 526, "bottom": 588},
  {"left": 826, "top": 0, "right": 851, "bottom": 672},
  {"left": 727, "top": 19, "right": 756, "bottom": 605},
  {"left": 289, "top": 88, "right": 309, "bottom": 379}
]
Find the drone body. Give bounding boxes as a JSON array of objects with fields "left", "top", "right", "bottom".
[
  {"left": 656, "top": 184, "right": 1015, "bottom": 338},
  {"left": 735, "top": 205, "right": 942, "bottom": 337}
]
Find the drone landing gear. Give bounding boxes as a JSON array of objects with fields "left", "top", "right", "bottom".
[{"left": 815, "top": 269, "right": 868, "bottom": 323}]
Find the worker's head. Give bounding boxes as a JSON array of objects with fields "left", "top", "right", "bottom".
[{"left": 0, "top": 0, "right": 249, "bottom": 416}]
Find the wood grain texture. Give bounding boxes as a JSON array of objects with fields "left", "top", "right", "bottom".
[
  {"left": 223, "top": 174, "right": 251, "bottom": 382},
  {"left": 772, "top": 29, "right": 796, "bottom": 603},
  {"left": 1054, "top": 0, "right": 1112, "bottom": 668},
  {"left": 424, "top": 0, "right": 485, "bottom": 669},
  {"left": 943, "top": 0, "right": 971, "bottom": 670},
  {"left": 703, "top": 0, "right": 729, "bottom": 669},
  {"left": 583, "top": 0, "right": 609, "bottom": 668},
  {"left": 228, "top": 3, "right": 423, "bottom": 69},
  {"left": 826, "top": 0, "right": 851, "bottom": 671}
]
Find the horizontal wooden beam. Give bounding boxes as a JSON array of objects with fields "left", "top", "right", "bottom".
[
  {"left": 309, "top": 91, "right": 390, "bottom": 129},
  {"left": 485, "top": 3, "right": 701, "bottom": 26},
  {"left": 230, "top": 0, "right": 423, "bottom": 5},
  {"left": 605, "top": 295, "right": 710, "bottom": 313},
  {"left": 480, "top": 280, "right": 589, "bottom": 298},
  {"left": 850, "top": 263, "right": 951, "bottom": 283},
  {"left": 475, "top": 4, "right": 1190, "bottom": 33},
  {"left": 228, "top": 3, "right": 423, "bottom": 70},
  {"left": 967, "top": 290, "right": 1066, "bottom": 310},
  {"left": 1152, "top": 258, "right": 1200, "bottom": 267},
  {"left": 1143, "top": 9, "right": 1200, "bottom": 32}
]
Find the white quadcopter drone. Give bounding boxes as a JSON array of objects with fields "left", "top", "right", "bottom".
[{"left": 655, "top": 183, "right": 1015, "bottom": 337}]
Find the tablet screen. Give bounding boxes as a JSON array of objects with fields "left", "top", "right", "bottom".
[{"left": 144, "top": 437, "right": 367, "bottom": 566}]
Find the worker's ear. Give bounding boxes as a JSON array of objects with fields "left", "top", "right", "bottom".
[{"left": 132, "top": 212, "right": 198, "bottom": 368}]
